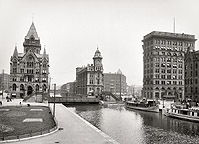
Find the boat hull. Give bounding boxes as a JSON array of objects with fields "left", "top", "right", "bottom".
[
  {"left": 125, "top": 104, "right": 159, "bottom": 113},
  {"left": 165, "top": 111, "right": 199, "bottom": 122}
]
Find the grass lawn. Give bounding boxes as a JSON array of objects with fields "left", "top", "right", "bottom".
[{"left": 0, "top": 106, "right": 56, "bottom": 137}]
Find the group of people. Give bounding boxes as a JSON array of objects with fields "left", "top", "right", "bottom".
[{"left": 6, "top": 96, "right": 12, "bottom": 102}]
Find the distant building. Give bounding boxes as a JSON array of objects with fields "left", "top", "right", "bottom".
[
  {"left": 103, "top": 70, "right": 127, "bottom": 96},
  {"left": 142, "top": 31, "right": 196, "bottom": 100},
  {"left": 0, "top": 72, "right": 10, "bottom": 92},
  {"left": 61, "top": 82, "right": 76, "bottom": 96},
  {"left": 10, "top": 22, "right": 49, "bottom": 98},
  {"left": 185, "top": 49, "right": 199, "bottom": 102},
  {"left": 76, "top": 48, "right": 103, "bottom": 97}
]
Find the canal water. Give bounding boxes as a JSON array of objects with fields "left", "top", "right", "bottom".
[{"left": 66, "top": 104, "right": 199, "bottom": 144}]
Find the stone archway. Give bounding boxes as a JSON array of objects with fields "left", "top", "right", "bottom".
[{"left": 27, "top": 86, "right": 33, "bottom": 95}]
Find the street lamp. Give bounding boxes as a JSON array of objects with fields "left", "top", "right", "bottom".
[{"left": 53, "top": 83, "right": 56, "bottom": 118}]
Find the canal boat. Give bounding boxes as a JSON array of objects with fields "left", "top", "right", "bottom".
[
  {"left": 125, "top": 99, "right": 159, "bottom": 113},
  {"left": 165, "top": 104, "right": 199, "bottom": 122}
]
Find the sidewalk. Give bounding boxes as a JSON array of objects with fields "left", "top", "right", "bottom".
[{"left": 0, "top": 98, "right": 119, "bottom": 144}]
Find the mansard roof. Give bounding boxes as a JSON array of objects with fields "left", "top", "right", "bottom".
[{"left": 25, "top": 22, "right": 40, "bottom": 40}]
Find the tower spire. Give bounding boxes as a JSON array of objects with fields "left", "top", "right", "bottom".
[
  {"left": 13, "top": 44, "right": 18, "bottom": 58},
  {"left": 173, "top": 17, "right": 175, "bottom": 33},
  {"left": 25, "top": 22, "right": 39, "bottom": 40}
]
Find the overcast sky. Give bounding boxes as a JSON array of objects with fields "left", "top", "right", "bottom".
[{"left": 0, "top": 0, "right": 199, "bottom": 87}]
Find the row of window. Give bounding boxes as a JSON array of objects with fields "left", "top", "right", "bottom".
[
  {"left": 13, "top": 68, "right": 47, "bottom": 74},
  {"left": 185, "top": 78, "right": 198, "bottom": 85},
  {"left": 185, "top": 71, "right": 198, "bottom": 77},
  {"left": 12, "top": 77, "right": 47, "bottom": 82},
  {"left": 144, "top": 51, "right": 184, "bottom": 57},
  {"left": 144, "top": 74, "right": 183, "bottom": 79},
  {"left": 154, "top": 69, "right": 182, "bottom": 74},
  {"left": 144, "top": 80, "right": 183, "bottom": 85},
  {"left": 185, "top": 87, "right": 198, "bottom": 93},
  {"left": 144, "top": 57, "right": 183, "bottom": 63},
  {"left": 144, "top": 39, "right": 194, "bottom": 47},
  {"left": 144, "top": 68, "right": 183, "bottom": 75}
]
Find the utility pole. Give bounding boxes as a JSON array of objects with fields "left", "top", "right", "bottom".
[
  {"left": 2, "top": 70, "right": 4, "bottom": 99},
  {"left": 53, "top": 84, "right": 56, "bottom": 118},
  {"left": 48, "top": 77, "right": 52, "bottom": 107},
  {"left": 120, "top": 74, "right": 121, "bottom": 100}
]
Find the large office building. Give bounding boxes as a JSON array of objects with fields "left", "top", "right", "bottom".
[
  {"left": 10, "top": 22, "right": 49, "bottom": 98},
  {"left": 76, "top": 48, "right": 103, "bottom": 97},
  {"left": 103, "top": 70, "right": 127, "bottom": 95},
  {"left": 142, "top": 31, "right": 196, "bottom": 100},
  {"left": 185, "top": 49, "right": 199, "bottom": 102}
]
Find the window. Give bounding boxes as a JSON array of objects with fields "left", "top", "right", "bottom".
[
  {"left": 12, "top": 84, "right": 17, "bottom": 91},
  {"left": 178, "top": 75, "right": 182, "bottom": 79},
  {"left": 155, "top": 81, "right": 159, "bottom": 85},
  {"left": 13, "top": 68, "right": 17, "bottom": 73},
  {"left": 167, "top": 75, "right": 171, "bottom": 79},
  {"left": 20, "top": 69, "right": 24, "bottom": 73},
  {"left": 161, "top": 75, "right": 165, "bottom": 79},
  {"left": 167, "top": 81, "right": 171, "bottom": 85},
  {"left": 161, "top": 63, "right": 166, "bottom": 67},
  {"left": 173, "top": 69, "right": 177, "bottom": 74},
  {"left": 161, "top": 69, "right": 166, "bottom": 73},
  {"left": 155, "top": 63, "right": 159, "bottom": 67},
  {"left": 167, "top": 63, "right": 171, "bottom": 68},
  {"left": 173, "top": 75, "right": 177, "bottom": 79},
  {"left": 161, "top": 81, "right": 165, "bottom": 85},
  {"left": 155, "top": 69, "right": 159, "bottom": 73},
  {"left": 167, "top": 69, "right": 171, "bottom": 73},
  {"left": 155, "top": 74, "right": 159, "bottom": 79},
  {"left": 167, "top": 58, "right": 171, "bottom": 62}
]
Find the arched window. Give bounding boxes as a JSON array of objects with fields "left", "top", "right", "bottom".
[
  {"left": 43, "top": 84, "right": 47, "bottom": 92},
  {"left": 13, "top": 84, "right": 17, "bottom": 91},
  {"left": 20, "top": 84, "right": 24, "bottom": 91},
  {"left": 36, "top": 84, "right": 39, "bottom": 91}
]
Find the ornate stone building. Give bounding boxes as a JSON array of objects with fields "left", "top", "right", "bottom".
[
  {"left": 10, "top": 22, "right": 49, "bottom": 98},
  {"left": 142, "top": 31, "right": 196, "bottom": 100},
  {"left": 76, "top": 48, "right": 103, "bottom": 97}
]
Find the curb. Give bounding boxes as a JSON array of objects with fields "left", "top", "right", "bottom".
[{"left": 67, "top": 107, "right": 120, "bottom": 144}]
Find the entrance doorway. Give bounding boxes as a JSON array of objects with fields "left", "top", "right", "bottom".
[{"left": 27, "top": 86, "right": 33, "bottom": 95}]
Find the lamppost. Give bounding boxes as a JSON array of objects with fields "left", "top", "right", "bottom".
[{"left": 53, "top": 83, "right": 56, "bottom": 118}]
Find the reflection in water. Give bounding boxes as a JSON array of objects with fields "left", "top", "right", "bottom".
[{"left": 66, "top": 104, "right": 199, "bottom": 144}]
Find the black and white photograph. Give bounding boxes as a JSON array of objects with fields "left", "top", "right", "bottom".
[{"left": 0, "top": 0, "right": 199, "bottom": 143}]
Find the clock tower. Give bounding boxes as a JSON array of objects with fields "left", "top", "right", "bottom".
[{"left": 93, "top": 48, "right": 103, "bottom": 72}]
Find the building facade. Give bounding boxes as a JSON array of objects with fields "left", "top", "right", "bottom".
[
  {"left": 10, "top": 22, "right": 49, "bottom": 98},
  {"left": 142, "top": 31, "right": 196, "bottom": 100},
  {"left": 103, "top": 70, "right": 127, "bottom": 95},
  {"left": 61, "top": 82, "right": 76, "bottom": 96},
  {"left": 0, "top": 72, "right": 10, "bottom": 93},
  {"left": 185, "top": 49, "right": 199, "bottom": 102},
  {"left": 76, "top": 48, "right": 103, "bottom": 97}
]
